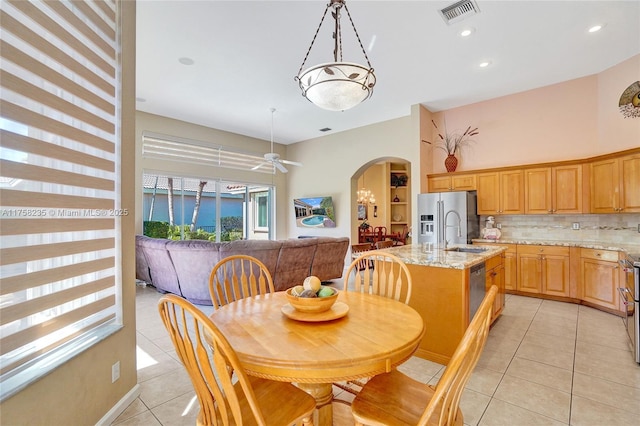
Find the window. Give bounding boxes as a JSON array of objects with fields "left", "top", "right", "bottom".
[
  {"left": 0, "top": 0, "right": 122, "bottom": 400},
  {"left": 143, "top": 174, "right": 273, "bottom": 241},
  {"left": 255, "top": 192, "right": 269, "bottom": 230}
]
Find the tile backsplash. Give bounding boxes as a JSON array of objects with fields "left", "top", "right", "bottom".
[{"left": 484, "top": 214, "right": 640, "bottom": 246}]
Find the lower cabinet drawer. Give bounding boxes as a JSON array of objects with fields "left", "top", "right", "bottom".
[{"left": 580, "top": 248, "right": 618, "bottom": 262}]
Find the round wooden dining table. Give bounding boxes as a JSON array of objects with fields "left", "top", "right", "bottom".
[{"left": 209, "top": 290, "right": 425, "bottom": 426}]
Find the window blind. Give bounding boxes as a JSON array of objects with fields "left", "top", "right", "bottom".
[
  {"left": 143, "top": 133, "right": 275, "bottom": 173},
  {"left": 0, "top": 0, "right": 122, "bottom": 400}
]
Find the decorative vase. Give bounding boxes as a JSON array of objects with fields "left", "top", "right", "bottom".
[{"left": 444, "top": 154, "right": 458, "bottom": 172}]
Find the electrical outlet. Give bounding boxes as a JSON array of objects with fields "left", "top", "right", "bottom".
[
  {"left": 572, "top": 222, "right": 580, "bottom": 230},
  {"left": 111, "top": 361, "right": 120, "bottom": 383}
]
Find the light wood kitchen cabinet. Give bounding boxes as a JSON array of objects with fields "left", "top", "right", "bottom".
[
  {"left": 474, "top": 242, "right": 517, "bottom": 291},
  {"left": 477, "top": 170, "right": 524, "bottom": 215},
  {"left": 590, "top": 153, "right": 640, "bottom": 213},
  {"left": 524, "top": 165, "right": 584, "bottom": 214},
  {"left": 485, "top": 253, "right": 505, "bottom": 324},
  {"left": 427, "top": 173, "right": 476, "bottom": 192},
  {"left": 580, "top": 248, "right": 621, "bottom": 312},
  {"left": 517, "top": 245, "right": 571, "bottom": 297}
]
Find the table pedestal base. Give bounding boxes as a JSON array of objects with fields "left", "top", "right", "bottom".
[{"left": 297, "top": 383, "right": 333, "bottom": 426}]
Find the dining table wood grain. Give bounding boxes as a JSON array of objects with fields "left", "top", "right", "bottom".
[{"left": 208, "top": 290, "right": 425, "bottom": 426}]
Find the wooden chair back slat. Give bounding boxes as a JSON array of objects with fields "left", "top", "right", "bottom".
[
  {"left": 345, "top": 250, "right": 412, "bottom": 305},
  {"left": 209, "top": 255, "right": 275, "bottom": 309},
  {"left": 159, "top": 294, "right": 315, "bottom": 426},
  {"left": 418, "top": 285, "right": 498, "bottom": 425}
]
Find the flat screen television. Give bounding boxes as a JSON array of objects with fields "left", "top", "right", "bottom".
[{"left": 293, "top": 196, "right": 336, "bottom": 228}]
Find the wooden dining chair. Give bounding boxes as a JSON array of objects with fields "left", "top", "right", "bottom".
[
  {"left": 208, "top": 255, "right": 275, "bottom": 309},
  {"left": 375, "top": 239, "right": 395, "bottom": 249},
  {"left": 371, "top": 226, "right": 387, "bottom": 245},
  {"left": 344, "top": 250, "right": 412, "bottom": 304},
  {"left": 393, "top": 225, "right": 410, "bottom": 246},
  {"left": 158, "top": 294, "right": 316, "bottom": 426},
  {"left": 335, "top": 251, "right": 413, "bottom": 397},
  {"left": 350, "top": 285, "right": 499, "bottom": 426},
  {"left": 351, "top": 243, "right": 373, "bottom": 271}
]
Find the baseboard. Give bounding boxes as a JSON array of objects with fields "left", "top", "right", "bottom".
[{"left": 95, "top": 384, "right": 141, "bottom": 426}]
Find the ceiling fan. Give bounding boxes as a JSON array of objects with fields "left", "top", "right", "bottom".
[{"left": 252, "top": 108, "right": 303, "bottom": 174}]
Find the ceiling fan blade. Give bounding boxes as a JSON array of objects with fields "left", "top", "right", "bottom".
[
  {"left": 274, "top": 161, "right": 288, "bottom": 173},
  {"left": 251, "top": 162, "right": 267, "bottom": 170},
  {"left": 280, "top": 159, "right": 303, "bottom": 167}
]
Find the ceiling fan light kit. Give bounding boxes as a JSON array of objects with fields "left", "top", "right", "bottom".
[{"left": 295, "top": 0, "right": 376, "bottom": 112}]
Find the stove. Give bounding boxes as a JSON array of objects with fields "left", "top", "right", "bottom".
[{"left": 619, "top": 253, "right": 639, "bottom": 364}]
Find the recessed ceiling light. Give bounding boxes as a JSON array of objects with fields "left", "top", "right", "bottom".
[
  {"left": 459, "top": 28, "right": 474, "bottom": 37},
  {"left": 479, "top": 61, "right": 491, "bottom": 68},
  {"left": 136, "top": 97, "right": 146, "bottom": 102},
  {"left": 588, "top": 24, "right": 604, "bottom": 33},
  {"left": 178, "top": 57, "right": 194, "bottom": 65},
  {"left": 319, "top": 127, "right": 332, "bottom": 132}
]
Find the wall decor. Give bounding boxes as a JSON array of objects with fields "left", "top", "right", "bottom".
[
  {"left": 619, "top": 81, "right": 640, "bottom": 118},
  {"left": 294, "top": 196, "right": 336, "bottom": 228},
  {"left": 357, "top": 203, "right": 367, "bottom": 220}
]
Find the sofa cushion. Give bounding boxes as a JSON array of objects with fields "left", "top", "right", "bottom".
[
  {"left": 140, "top": 237, "right": 181, "bottom": 296},
  {"left": 135, "top": 235, "right": 153, "bottom": 283},
  {"left": 219, "top": 240, "right": 283, "bottom": 284},
  {"left": 273, "top": 239, "right": 318, "bottom": 291},
  {"left": 310, "top": 237, "right": 350, "bottom": 281},
  {"left": 166, "top": 239, "right": 221, "bottom": 305}
]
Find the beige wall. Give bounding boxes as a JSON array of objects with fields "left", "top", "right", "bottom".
[
  {"left": 429, "top": 54, "right": 640, "bottom": 173},
  {"left": 135, "top": 111, "right": 289, "bottom": 239},
  {"left": 285, "top": 116, "right": 419, "bottom": 243},
  {"left": 0, "top": 2, "right": 139, "bottom": 424}
]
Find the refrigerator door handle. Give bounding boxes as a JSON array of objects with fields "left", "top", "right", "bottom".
[{"left": 438, "top": 200, "right": 445, "bottom": 247}]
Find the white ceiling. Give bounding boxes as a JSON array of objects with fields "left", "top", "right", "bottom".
[{"left": 136, "top": 1, "right": 640, "bottom": 145}]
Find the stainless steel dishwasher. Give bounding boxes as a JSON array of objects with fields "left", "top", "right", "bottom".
[{"left": 469, "top": 262, "right": 486, "bottom": 321}]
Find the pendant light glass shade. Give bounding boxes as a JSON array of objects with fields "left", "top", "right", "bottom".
[{"left": 298, "top": 62, "right": 376, "bottom": 112}]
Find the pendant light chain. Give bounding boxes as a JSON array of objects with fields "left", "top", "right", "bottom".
[
  {"left": 343, "top": 4, "right": 373, "bottom": 69},
  {"left": 297, "top": 5, "right": 330, "bottom": 76}
]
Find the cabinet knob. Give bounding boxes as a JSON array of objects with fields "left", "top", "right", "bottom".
[{"left": 596, "top": 253, "right": 601, "bottom": 257}]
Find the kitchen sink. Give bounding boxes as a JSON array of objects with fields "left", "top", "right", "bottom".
[{"left": 445, "top": 247, "right": 488, "bottom": 254}]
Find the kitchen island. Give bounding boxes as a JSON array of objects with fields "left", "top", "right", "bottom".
[{"left": 379, "top": 244, "right": 507, "bottom": 364}]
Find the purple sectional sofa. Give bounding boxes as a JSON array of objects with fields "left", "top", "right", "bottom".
[{"left": 135, "top": 235, "right": 350, "bottom": 305}]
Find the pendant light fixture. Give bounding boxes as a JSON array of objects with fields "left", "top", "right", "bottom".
[
  {"left": 357, "top": 174, "right": 375, "bottom": 205},
  {"left": 295, "top": 0, "right": 376, "bottom": 112}
]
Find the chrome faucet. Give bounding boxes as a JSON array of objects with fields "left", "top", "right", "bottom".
[{"left": 443, "top": 210, "right": 462, "bottom": 249}]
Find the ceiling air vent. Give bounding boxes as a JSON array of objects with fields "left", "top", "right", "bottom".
[{"left": 439, "top": 0, "right": 480, "bottom": 25}]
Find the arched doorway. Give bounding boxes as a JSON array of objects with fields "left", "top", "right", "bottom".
[{"left": 351, "top": 158, "right": 411, "bottom": 245}]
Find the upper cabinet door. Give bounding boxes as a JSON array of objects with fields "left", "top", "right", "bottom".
[
  {"left": 553, "top": 164, "right": 583, "bottom": 214},
  {"left": 525, "top": 168, "right": 552, "bottom": 214},
  {"left": 477, "top": 172, "right": 500, "bottom": 215},
  {"left": 500, "top": 170, "right": 524, "bottom": 214},
  {"left": 590, "top": 158, "right": 619, "bottom": 213},
  {"left": 620, "top": 154, "right": 640, "bottom": 213},
  {"left": 590, "top": 154, "right": 639, "bottom": 213}
]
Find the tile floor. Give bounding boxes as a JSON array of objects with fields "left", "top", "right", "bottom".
[{"left": 113, "top": 283, "right": 640, "bottom": 426}]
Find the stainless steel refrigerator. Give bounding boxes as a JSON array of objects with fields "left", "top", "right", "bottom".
[{"left": 417, "top": 191, "right": 480, "bottom": 247}]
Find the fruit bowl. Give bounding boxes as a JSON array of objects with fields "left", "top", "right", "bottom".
[{"left": 285, "top": 287, "right": 338, "bottom": 313}]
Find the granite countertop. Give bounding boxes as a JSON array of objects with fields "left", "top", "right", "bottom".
[
  {"left": 472, "top": 239, "right": 640, "bottom": 255},
  {"left": 379, "top": 244, "right": 507, "bottom": 270}
]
